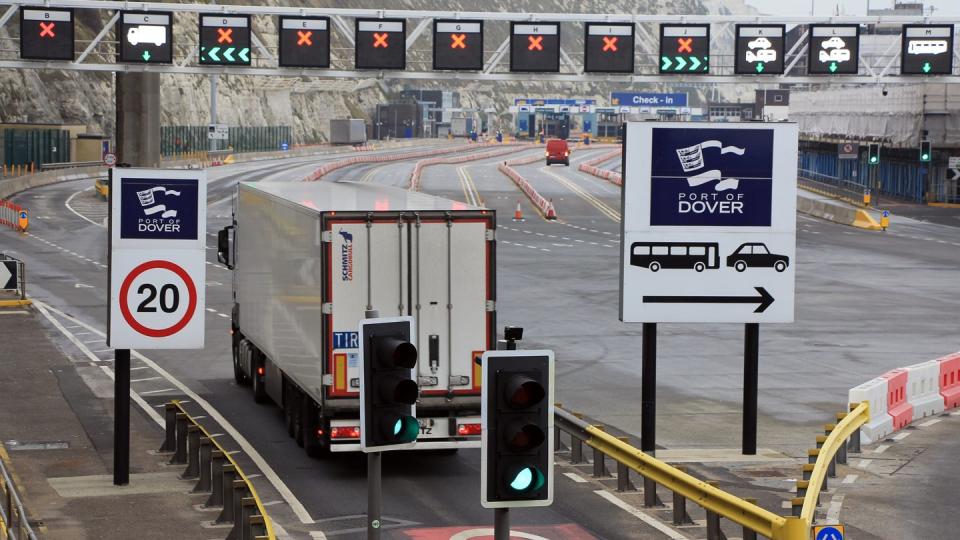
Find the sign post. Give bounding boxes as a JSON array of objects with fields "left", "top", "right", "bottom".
[
  {"left": 108, "top": 167, "right": 206, "bottom": 485},
  {"left": 620, "top": 122, "right": 798, "bottom": 454}
]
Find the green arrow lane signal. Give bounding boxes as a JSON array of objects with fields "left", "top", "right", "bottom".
[
  {"left": 829, "top": 61, "right": 838, "bottom": 73},
  {"left": 922, "top": 62, "right": 932, "bottom": 73},
  {"left": 238, "top": 48, "right": 250, "bottom": 62},
  {"left": 675, "top": 56, "right": 687, "bottom": 71},
  {"left": 141, "top": 50, "right": 151, "bottom": 62},
  {"left": 208, "top": 46, "right": 220, "bottom": 62},
  {"left": 689, "top": 56, "right": 701, "bottom": 70},
  {"left": 755, "top": 62, "right": 765, "bottom": 73},
  {"left": 661, "top": 56, "right": 672, "bottom": 71},
  {"left": 223, "top": 47, "right": 235, "bottom": 62}
]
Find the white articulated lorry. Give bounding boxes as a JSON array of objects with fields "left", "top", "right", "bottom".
[{"left": 218, "top": 181, "right": 496, "bottom": 455}]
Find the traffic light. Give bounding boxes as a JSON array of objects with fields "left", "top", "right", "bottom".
[
  {"left": 359, "top": 316, "right": 419, "bottom": 452},
  {"left": 920, "top": 140, "right": 932, "bottom": 162},
  {"left": 481, "top": 350, "right": 554, "bottom": 508},
  {"left": 868, "top": 143, "right": 881, "bottom": 165}
]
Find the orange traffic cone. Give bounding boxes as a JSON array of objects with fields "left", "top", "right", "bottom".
[
  {"left": 545, "top": 199, "right": 557, "bottom": 220},
  {"left": 513, "top": 201, "right": 525, "bottom": 222}
]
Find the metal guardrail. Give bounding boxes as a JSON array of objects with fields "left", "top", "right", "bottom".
[
  {"left": 163, "top": 401, "right": 275, "bottom": 540},
  {"left": 797, "top": 168, "right": 868, "bottom": 205},
  {"left": 0, "top": 445, "right": 39, "bottom": 540},
  {"left": 37, "top": 161, "right": 102, "bottom": 171},
  {"left": 554, "top": 403, "right": 868, "bottom": 540},
  {"left": 0, "top": 254, "right": 26, "bottom": 300}
]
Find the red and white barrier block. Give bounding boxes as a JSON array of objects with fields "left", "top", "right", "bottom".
[
  {"left": 849, "top": 350, "right": 960, "bottom": 444},
  {"left": 301, "top": 143, "right": 499, "bottom": 182},
  {"left": 408, "top": 144, "right": 528, "bottom": 191},
  {"left": 496, "top": 162, "right": 557, "bottom": 220}
]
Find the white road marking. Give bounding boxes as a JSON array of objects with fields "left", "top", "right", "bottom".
[
  {"left": 891, "top": 431, "right": 911, "bottom": 440},
  {"left": 65, "top": 187, "right": 106, "bottom": 228},
  {"left": 825, "top": 494, "right": 845, "bottom": 522},
  {"left": 593, "top": 490, "right": 688, "bottom": 540},
  {"left": 857, "top": 459, "right": 872, "bottom": 469},
  {"left": 873, "top": 444, "right": 890, "bottom": 454},
  {"left": 32, "top": 301, "right": 316, "bottom": 525},
  {"left": 131, "top": 376, "right": 163, "bottom": 383},
  {"left": 842, "top": 474, "right": 858, "bottom": 484},
  {"left": 140, "top": 388, "right": 177, "bottom": 395},
  {"left": 563, "top": 472, "right": 588, "bottom": 483}
]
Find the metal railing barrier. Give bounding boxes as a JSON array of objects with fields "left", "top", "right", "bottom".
[
  {"left": 0, "top": 445, "right": 39, "bottom": 540},
  {"left": 162, "top": 401, "right": 275, "bottom": 540},
  {"left": 554, "top": 403, "right": 869, "bottom": 540},
  {"left": 38, "top": 161, "right": 102, "bottom": 171},
  {"left": 797, "top": 169, "right": 868, "bottom": 206}
]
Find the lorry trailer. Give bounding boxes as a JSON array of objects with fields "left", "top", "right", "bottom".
[{"left": 218, "top": 181, "right": 496, "bottom": 455}]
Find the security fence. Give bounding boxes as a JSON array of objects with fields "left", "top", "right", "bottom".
[
  {"left": 161, "top": 126, "right": 293, "bottom": 156},
  {"left": 1, "top": 129, "right": 71, "bottom": 168}
]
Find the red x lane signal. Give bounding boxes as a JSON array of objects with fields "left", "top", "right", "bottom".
[
  {"left": 373, "top": 32, "right": 389, "bottom": 48},
  {"left": 677, "top": 37, "right": 693, "bottom": 53},
  {"left": 450, "top": 33, "right": 467, "bottom": 49},
  {"left": 217, "top": 27, "right": 233, "bottom": 44},
  {"left": 39, "top": 22, "right": 55, "bottom": 38},
  {"left": 528, "top": 35, "right": 544, "bottom": 51},
  {"left": 297, "top": 30, "right": 313, "bottom": 46},
  {"left": 602, "top": 36, "right": 618, "bottom": 52}
]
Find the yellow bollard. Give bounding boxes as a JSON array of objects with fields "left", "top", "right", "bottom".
[
  {"left": 880, "top": 210, "right": 890, "bottom": 231},
  {"left": 31, "top": 162, "right": 35, "bottom": 174},
  {"left": 862, "top": 189, "right": 871, "bottom": 206}
]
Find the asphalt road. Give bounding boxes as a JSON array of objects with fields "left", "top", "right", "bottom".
[{"left": 4, "top": 143, "right": 959, "bottom": 539}]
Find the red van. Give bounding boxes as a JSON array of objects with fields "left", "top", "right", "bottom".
[{"left": 545, "top": 139, "right": 570, "bottom": 166}]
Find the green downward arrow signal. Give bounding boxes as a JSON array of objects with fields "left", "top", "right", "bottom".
[
  {"left": 829, "top": 61, "right": 838, "bottom": 73},
  {"left": 661, "top": 56, "right": 672, "bottom": 71},
  {"left": 208, "top": 46, "right": 220, "bottom": 61},
  {"left": 922, "top": 62, "right": 932, "bottom": 73},
  {"left": 238, "top": 48, "right": 250, "bottom": 62},
  {"left": 223, "top": 47, "right": 235, "bottom": 62},
  {"left": 689, "top": 56, "right": 701, "bottom": 70},
  {"left": 675, "top": 56, "right": 687, "bottom": 71},
  {"left": 755, "top": 62, "right": 765, "bottom": 73},
  {"left": 141, "top": 50, "right": 151, "bottom": 62}
]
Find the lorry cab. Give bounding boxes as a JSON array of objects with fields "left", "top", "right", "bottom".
[{"left": 545, "top": 139, "right": 570, "bottom": 166}]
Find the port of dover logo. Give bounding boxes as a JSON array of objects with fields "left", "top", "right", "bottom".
[
  {"left": 120, "top": 178, "right": 199, "bottom": 240},
  {"left": 649, "top": 128, "right": 774, "bottom": 226}
]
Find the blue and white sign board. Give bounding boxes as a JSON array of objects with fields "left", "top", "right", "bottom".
[
  {"left": 109, "top": 168, "right": 207, "bottom": 349},
  {"left": 619, "top": 122, "right": 797, "bottom": 323},
  {"left": 611, "top": 92, "right": 688, "bottom": 107},
  {"left": 813, "top": 525, "right": 845, "bottom": 540}
]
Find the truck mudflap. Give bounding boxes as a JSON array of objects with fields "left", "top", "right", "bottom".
[{"left": 328, "top": 415, "right": 481, "bottom": 452}]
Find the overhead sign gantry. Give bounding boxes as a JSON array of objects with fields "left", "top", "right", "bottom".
[
  {"left": 19, "top": 7, "right": 73, "bottom": 61},
  {"left": 199, "top": 15, "right": 251, "bottom": 65},
  {"left": 278, "top": 16, "right": 330, "bottom": 68},
  {"left": 118, "top": 11, "right": 173, "bottom": 64}
]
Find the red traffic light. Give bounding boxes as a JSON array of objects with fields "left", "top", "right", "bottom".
[
  {"left": 602, "top": 36, "right": 618, "bottom": 52},
  {"left": 503, "top": 375, "right": 545, "bottom": 409},
  {"left": 527, "top": 35, "right": 544, "bottom": 51},
  {"left": 373, "top": 32, "right": 389, "bottom": 48},
  {"left": 451, "top": 33, "right": 467, "bottom": 49},
  {"left": 217, "top": 27, "right": 233, "bottom": 44},
  {"left": 297, "top": 30, "right": 313, "bottom": 46}
]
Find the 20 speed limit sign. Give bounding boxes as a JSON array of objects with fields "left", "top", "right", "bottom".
[
  {"left": 110, "top": 250, "right": 205, "bottom": 348},
  {"left": 109, "top": 168, "right": 206, "bottom": 349}
]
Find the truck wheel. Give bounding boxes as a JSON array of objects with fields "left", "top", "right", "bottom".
[
  {"left": 252, "top": 353, "right": 268, "bottom": 404},
  {"left": 233, "top": 337, "right": 249, "bottom": 385},
  {"left": 292, "top": 390, "right": 305, "bottom": 447},
  {"left": 302, "top": 405, "right": 328, "bottom": 458}
]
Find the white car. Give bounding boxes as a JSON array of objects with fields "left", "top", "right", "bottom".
[
  {"left": 127, "top": 25, "right": 166, "bottom": 47},
  {"left": 819, "top": 48, "right": 851, "bottom": 63},
  {"left": 821, "top": 36, "right": 846, "bottom": 50},
  {"left": 747, "top": 37, "right": 772, "bottom": 50},
  {"left": 746, "top": 49, "right": 777, "bottom": 63}
]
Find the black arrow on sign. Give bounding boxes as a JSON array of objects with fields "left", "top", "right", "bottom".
[{"left": 643, "top": 287, "right": 775, "bottom": 313}]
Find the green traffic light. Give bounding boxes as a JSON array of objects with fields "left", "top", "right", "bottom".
[
  {"left": 508, "top": 466, "right": 545, "bottom": 493},
  {"left": 921, "top": 153, "right": 930, "bottom": 161},
  {"left": 388, "top": 415, "right": 419, "bottom": 443}
]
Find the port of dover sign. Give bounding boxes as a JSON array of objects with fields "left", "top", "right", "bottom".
[
  {"left": 109, "top": 168, "right": 207, "bottom": 348},
  {"left": 618, "top": 122, "right": 798, "bottom": 323}
]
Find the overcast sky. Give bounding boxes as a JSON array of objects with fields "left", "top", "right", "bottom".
[{"left": 744, "top": 0, "right": 960, "bottom": 15}]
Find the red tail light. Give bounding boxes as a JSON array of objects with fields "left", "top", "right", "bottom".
[
  {"left": 457, "top": 423, "right": 482, "bottom": 436},
  {"left": 331, "top": 426, "right": 361, "bottom": 439},
  {"left": 256, "top": 366, "right": 265, "bottom": 376}
]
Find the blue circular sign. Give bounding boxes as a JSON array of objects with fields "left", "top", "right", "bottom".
[
  {"left": 19, "top": 211, "right": 27, "bottom": 219},
  {"left": 816, "top": 526, "right": 844, "bottom": 540}
]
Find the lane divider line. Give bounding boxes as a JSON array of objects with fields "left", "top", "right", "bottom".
[{"left": 593, "top": 490, "right": 689, "bottom": 540}]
